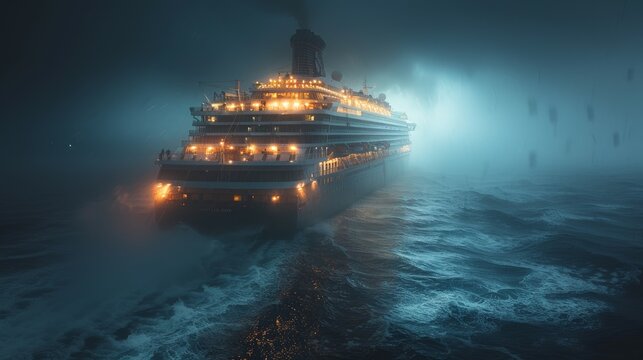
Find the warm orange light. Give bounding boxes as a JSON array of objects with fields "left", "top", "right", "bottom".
[
  {"left": 189, "top": 145, "right": 197, "bottom": 151},
  {"left": 233, "top": 195, "right": 241, "bottom": 202},
  {"left": 228, "top": 145, "right": 235, "bottom": 150},
  {"left": 269, "top": 145, "right": 278, "bottom": 153},
  {"left": 219, "top": 141, "right": 225, "bottom": 146},
  {"left": 228, "top": 160, "right": 233, "bottom": 164},
  {"left": 289, "top": 145, "right": 298, "bottom": 152},
  {"left": 271, "top": 195, "right": 280, "bottom": 203},
  {"left": 311, "top": 180, "right": 318, "bottom": 190},
  {"left": 153, "top": 183, "right": 172, "bottom": 202}
]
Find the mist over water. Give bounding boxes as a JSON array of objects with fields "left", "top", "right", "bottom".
[{"left": 2, "top": 173, "right": 643, "bottom": 359}]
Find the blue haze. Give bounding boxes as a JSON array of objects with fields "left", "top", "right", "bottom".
[{"left": 1, "top": 1, "right": 643, "bottom": 359}]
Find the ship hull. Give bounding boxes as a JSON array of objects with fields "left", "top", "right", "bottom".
[
  {"left": 155, "top": 153, "right": 409, "bottom": 233},
  {"left": 296, "top": 153, "right": 409, "bottom": 228}
]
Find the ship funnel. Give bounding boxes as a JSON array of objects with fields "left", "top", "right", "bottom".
[{"left": 290, "top": 29, "right": 326, "bottom": 77}]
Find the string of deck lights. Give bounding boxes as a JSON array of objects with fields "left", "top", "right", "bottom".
[{"left": 207, "top": 76, "right": 391, "bottom": 116}]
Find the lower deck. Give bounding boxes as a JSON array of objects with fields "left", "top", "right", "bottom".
[{"left": 154, "top": 153, "right": 409, "bottom": 232}]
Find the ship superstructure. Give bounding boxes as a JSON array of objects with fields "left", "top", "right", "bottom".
[{"left": 154, "top": 29, "right": 415, "bottom": 231}]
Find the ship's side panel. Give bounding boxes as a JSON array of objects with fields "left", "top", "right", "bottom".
[{"left": 297, "top": 153, "right": 409, "bottom": 228}]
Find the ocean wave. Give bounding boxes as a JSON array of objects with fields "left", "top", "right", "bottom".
[{"left": 1, "top": 174, "right": 643, "bottom": 359}]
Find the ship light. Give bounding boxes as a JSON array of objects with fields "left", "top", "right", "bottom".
[
  {"left": 271, "top": 195, "right": 280, "bottom": 203},
  {"left": 219, "top": 140, "right": 225, "bottom": 146},
  {"left": 269, "top": 145, "right": 278, "bottom": 153},
  {"left": 293, "top": 101, "right": 301, "bottom": 109},
  {"left": 189, "top": 145, "right": 197, "bottom": 152},
  {"left": 233, "top": 195, "right": 242, "bottom": 202},
  {"left": 289, "top": 145, "right": 298, "bottom": 152},
  {"left": 228, "top": 145, "right": 235, "bottom": 150},
  {"left": 228, "top": 160, "right": 233, "bottom": 164},
  {"left": 311, "top": 180, "right": 318, "bottom": 190},
  {"left": 282, "top": 101, "right": 289, "bottom": 109},
  {"left": 206, "top": 146, "right": 214, "bottom": 153},
  {"left": 154, "top": 183, "right": 172, "bottom": 202},
  {"left": 296, "top": 182, "right": 305, "bottom": 191}
]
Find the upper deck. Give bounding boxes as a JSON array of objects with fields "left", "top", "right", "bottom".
[{"left": 192, "top": 75, "right": 411, "bottom": 127}]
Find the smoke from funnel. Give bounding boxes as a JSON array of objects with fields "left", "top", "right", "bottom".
[{"left": 250, "top": 0, "right": 310, "bottom": 28}]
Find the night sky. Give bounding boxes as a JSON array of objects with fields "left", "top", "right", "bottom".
[{"left": 2, "top": 0, "right": 642, "bottom": 196}]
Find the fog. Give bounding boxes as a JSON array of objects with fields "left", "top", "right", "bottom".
[
  {"left": 2, "top": 0, "right": 642, "bottom": 196},
  {"left": 1, "top": 3, "right": 642, "bottom": 357}
]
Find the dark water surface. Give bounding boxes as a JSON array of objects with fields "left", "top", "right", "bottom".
[{"left": 1, "top": 173, "right": 643, "bottom": 359}]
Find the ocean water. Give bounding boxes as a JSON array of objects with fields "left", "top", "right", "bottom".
[{"left": 1, "top": 172, "right": 642, "bottom": 359}]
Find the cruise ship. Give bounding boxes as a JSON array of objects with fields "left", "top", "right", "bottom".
[{"left": 154, "top": 29, "right": 415, "bottom": 231}]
